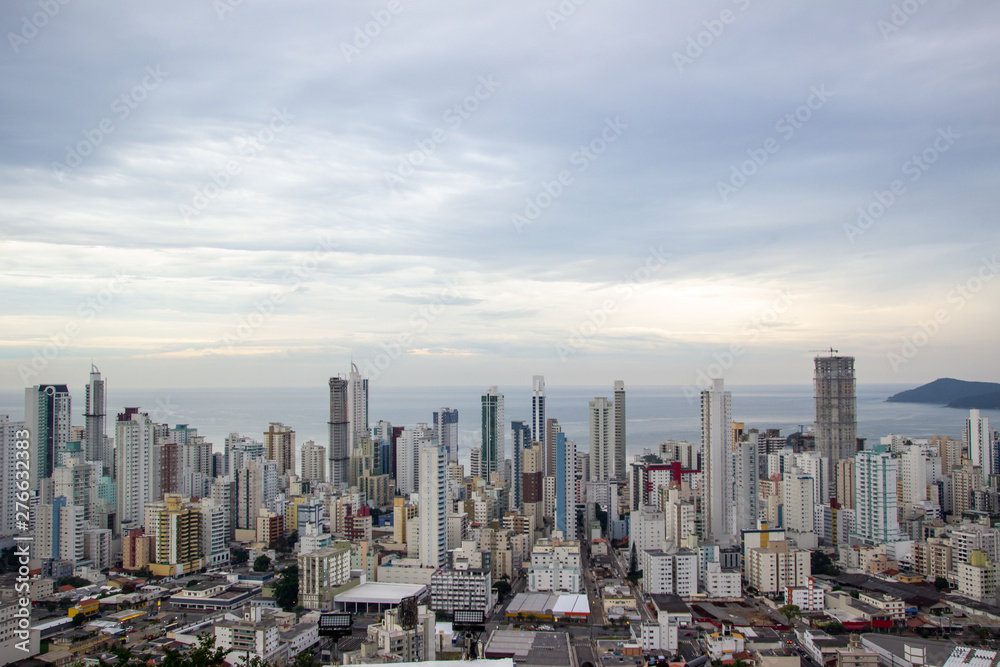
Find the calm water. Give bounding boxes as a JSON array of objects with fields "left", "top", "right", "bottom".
[{"left": 1, "top": 384, "right": 995, "bottom": 463}]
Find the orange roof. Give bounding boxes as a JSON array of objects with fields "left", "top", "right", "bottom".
[{"left": 57, "top": 585, "right": 76, "bottom": 592}]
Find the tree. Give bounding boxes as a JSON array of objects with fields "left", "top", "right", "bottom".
[
  {"left": 824, "top": 621, "right": 846, "bottom": 635},
  {"left": 100, "top": 632, "right": 229, "bottom": 667},
  {"left": 934, "top": 576, "right": 949, "bottom": 591},
  {"left": 232, "top": 548, "right": 249, "bottom": 565},
  {"left": 778, "top": 604, "right": 801, "bottom": 623},
  {"left": 253, "top": 555, "right": 272, "bottom": 572},
  {"left": 810, "top": 550, "right": 841, "bottom": 576},
  {"left": 493, "top": 580, "right": 512, "bottom": 601},
  {"left": 274, "top": 565, "right": 298, "bottom": 611},
  {"left": 290, "top": 650, "right": 318, "bottom": 667}
]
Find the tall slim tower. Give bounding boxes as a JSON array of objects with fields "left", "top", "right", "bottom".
[
  {"left": 481, "top": 387, "right": 504, "bottom": 480},
  {"left": 115, "top": 408, "right": 157, "bottom": 535},
  {"left": 589, "top": 397, "right": 613, "bottom": 482},
  {"left": 511, "top": 421, "right": 530, "bottom": 511},
  {"left": 348, "top": 362, "right": 369, "bottom": 452},
  {"left": 613, "top": 380, "right": 626, "bottom": 481},
  {"left": 555, "top": 432, "right": 577, "bottom": 541},
  {"left": 701, "top": 378, "right": 732, "bottom": 544},
  {"left": 328, "top": 377, "right": 350, "bottom": 488},
  {"left": 814, "top": 354, "right": 857, "bottom": 471},
  {"left": 84, "top": 365, "right": 108, "bottom": 475},
  {"left": 853, "top": 445, "right": 901, "bottom": 546},
  {"left": 418, "top": 442, "right": 446, "bottom": 569},
  {"left": 966, "top": 409, "right": 994, "bottom": 484},
  {"left": 532, "top": 376, "right": 546, "bottom": 444},
  {"left": 264, "top": 422, "right": 296, "bottom": 477},
  {"left": 26, "top": 384, "right": 72, "bottom": 493},
  {"left": 433, "top": 408, "right": 459, "bottom": 464}
]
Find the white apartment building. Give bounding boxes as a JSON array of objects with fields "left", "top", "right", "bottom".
[
  {"left": 630, "top": 504, "right": 665, "bottom": 555},
  {"left": 82, "top": 528, "right": 112, "bottom": 570},
  {"left": 298, "top": 542, "right": 352, "bottom": 610},
  {"left": 705, "top": 561, "right": 741, "bottom": 598},
  {"left": 527, "top": 538, "right": 582, "bottom": 593},
  {"left": 430, "top": 560, "right": 495, "bottom": 616},
  {"left": 786, "top": 577, "right": 825, "bottom": 612},
  {"left": 957, "top": 550, "right": 999, "bottom": 604},
  {"left": 641, "top": 549, "right": 698, "bottom": 597},
  {"left": 367, "top": 603, "right": 437, "bottom": 663},
  {"left": 215, "top": 607, "right": 285, "bottom": 666},
  {"left": 746, "top": 540, "right": 811, "bottom": 595}
]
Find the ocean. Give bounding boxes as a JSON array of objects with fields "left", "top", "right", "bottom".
[{"left": 2, "top": 383, "right": 995, "bottom": 463}]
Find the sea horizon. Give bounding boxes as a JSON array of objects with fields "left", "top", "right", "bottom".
[{"left": 2, "top": 383, "right": 994, "bottom": 464}]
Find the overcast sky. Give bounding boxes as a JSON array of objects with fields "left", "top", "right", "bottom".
[{"left": 2, "top": 0, "right": 998, "bottom": 390}]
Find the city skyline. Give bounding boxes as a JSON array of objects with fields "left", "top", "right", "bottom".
[{"left": 3, "top": 2, "right": 1000, "bottom": 390}]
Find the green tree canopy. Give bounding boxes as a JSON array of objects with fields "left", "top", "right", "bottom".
[
  {"left": 274, "top": 565, "right": 298, "bottom": 611},
  {"left": 253, "top": 554, "right": 272, "bottom": 572}
]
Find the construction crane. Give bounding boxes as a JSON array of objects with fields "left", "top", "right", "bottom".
[{"left": 809, "top": 348, "right": 839, "bottom": 356}]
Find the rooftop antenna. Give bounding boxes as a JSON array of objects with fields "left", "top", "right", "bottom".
[{"left": 809, "top": 348, "right": 839, "bottom": 356}]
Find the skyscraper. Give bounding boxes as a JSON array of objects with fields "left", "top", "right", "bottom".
[
  {"left": 854, "top": 445, "right": 902, "bottom": 546},
  {"left": 701, "top": 378, "right": 732, "bottom": 544},
  {"left": 264, "top": 422, "right": 296, "bottom": 477},
  {"left": 84, "top": 364, "right": 108, "bottom": 476},
  {"left": 0, "top": 415, "right": 27, "bottom": 536},
  {"left": 814, "top": 354, "right": 858, "bottom": 473},
  {"left": 511, "top": 421, "right": 530, "bottom": 511},
  {"left": 613, "top": 380, "right": 626, "bottom": 481},
  {"left": 555, "top": 432, "right": 577, "bottom": 541},
  {"left": 348, "top": 362, "right": 369, "bottom": 452},
  {"left": 418, "top": 442, "right": 446, "bottom": 569},
  {"left": 481, "top": 386, "right": 504, "bottom": 480},
  {"left": 433, "top": 408, "right": 459, "bottom": 464},
  {"left": 532, "top": 376, "right": 546, "bottom": 444},
  {"left": 300, "top": 440, "right": 327, "bottom": 484},
  {"left": 25, "top": 384, "right": 71, "bottom": 493},
  {"left": 328, "top": 376, "right": 350, "bottom": 488},
  {"left": 966, "top": 409, "right": 995, "bottom": 484},
  {"left": 115, "top": 408, "right": 158, "bottom": 535},
  {"left": 589, "top": 396, "right": 613, "bottom": 482}
]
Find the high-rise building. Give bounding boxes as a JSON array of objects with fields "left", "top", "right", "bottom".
[
  {"left": 433, "top": 408, "right": 459, "bottom": 464},
  {"left": 510, "top": 421, "right": 530, "bottom": 511},
  {"left": 348, "top": 362, "right": 369, "bottom": 453},
  {"left": 84, "top": 365, "right": 108, "bottom": 476},
  {"left": 854, "top": 445, "right": 902, "bottom": 546},
  {"left": 545, "top": 418, "right": 560, "bottom": 477},
  {"left": 115, "top": 408, "right": 158, "bottom": 535},
  {"left": 300, "top": 440, "right": 326, "bottom": 484},
  {"left": 236, "top": 458, "right": 278, "bottom": 530},
  {"left": 701, "top": 379, "right": 732, "bottom": 544},
  {"left": 25, "top": 384, "right": 71, "bottom": 492},
  {"left": 481, "top": 387, "right": 504, "bottom": 480},
  {"left": 614, "top": 380, "right": 626, "bottom": 481},
  {"left": 224, "top": 433, "right": 264, "bottom": 477},
  {"left": 555, "top": 432, "right": 577, "bottom": 541},
  {"left": 966, "top": 409, "right": 995, "bottom": 485},
  {"left": 589, "top": 397, "right": 613, "bottom": 482},
  {"left": 814, "top": 354, "right": 857, "bottom": 470},
  {"left": 419, "top": 443, "right": 447, "bottom": 570},
  {"left": 328, "top": 376, "right": 350, "bottom": 488},
  {"left": 532, "top": 376, "right": 546, "bottom": 444},
  {"left": 469, "top": 448, "right": 482, "bottom": 480},
  {"left": 0, "top": 416, "right": 26, "bottom": 536},
  {"left": 36, "top": 497, "right": 84, "bottom": 562},
  {"left": 397, "top": 424, "right": 434, "bottom": 496},
  {"left": 264, "top": 422, "right": 295, "bottom": 477},
  {"left": 835, "top": 458, "right": 855, "bottom": 509},
  {"left": 732, "top": 433, "right": 759, "bottom": 537},
  {"left": 149, "top": 494, "right": 205, "bottom": 577}
]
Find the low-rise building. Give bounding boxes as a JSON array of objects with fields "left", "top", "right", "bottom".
[
  {"left": 215, "top": 607, "right": 287, "bottom": 666},
  {"left": 526, "top": 538, "right": 581, "bottom": 593}
]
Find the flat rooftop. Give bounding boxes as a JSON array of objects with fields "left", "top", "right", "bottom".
[
  {"left": 484, "top": 630, "right": 571, "bottom": 667},
  {"left": 333, "top": 582, "right": 426, "bottom": 604}
]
